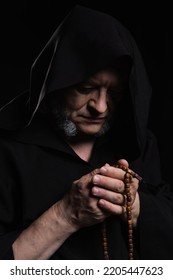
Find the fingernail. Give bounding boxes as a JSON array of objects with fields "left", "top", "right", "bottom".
[
  {"left": 92, "top": 187, "right": 99, "bottom": 195},
  {"left": 99, "top": 199, "right": 105, "bottom": 206},
  {"left": 93, "top": 175, "right": 100, "bottom": 183},
  {"left": 100, "top": 167, "right": 107, "bottom": 173}
]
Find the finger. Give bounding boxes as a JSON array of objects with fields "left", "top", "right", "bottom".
[
  {"left": 93, "top": 174, "right": 124, "bottom": 193},
  {"left": 99, "top": 165, "right": 125, "bottom": 180},
  {"left": 98, "top": 199, "right": 124, "bottom": 215},
  {"left": 116, "top": 159, "right": 129, "bottom": 168},
  {"left": 92, "top": 186, "right": 124, "bottom": 205}
]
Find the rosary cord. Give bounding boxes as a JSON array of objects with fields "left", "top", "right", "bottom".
[
  {"left": 102, "top": 221, "right": 109, "bottom": 259},
  {"left": 124, "top": 172, "right": 134, "bottom": 260},
  {"left": 101, "top": 164, "right": 142, "bottom": 260}
]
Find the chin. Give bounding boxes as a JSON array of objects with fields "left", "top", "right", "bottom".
[{"left": 78, "top": 125, "right": 103, "bottom": 135}]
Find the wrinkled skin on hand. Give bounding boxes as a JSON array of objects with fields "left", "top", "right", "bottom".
[{"left": 57, "top": 159, "right": 139, "bottom": 230}]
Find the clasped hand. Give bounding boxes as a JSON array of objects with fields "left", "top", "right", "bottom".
[{"left": 58, "top": 159, "right": 139, "bottom": 230}]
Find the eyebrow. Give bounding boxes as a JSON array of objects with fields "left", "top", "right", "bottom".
[
  {"left": 78, "top": 80, "right": 127, "bottom": 91},
  {"left": 79, "top": 79, "right": 116, "bottom": 88}
]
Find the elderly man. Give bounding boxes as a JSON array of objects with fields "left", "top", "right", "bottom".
[{"left": 0, "top": 5, "right": 173, "bottom": 260}]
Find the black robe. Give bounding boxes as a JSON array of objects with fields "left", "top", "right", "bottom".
[{"left": 0, "top": 5, "right": 173, "bottom": 260}]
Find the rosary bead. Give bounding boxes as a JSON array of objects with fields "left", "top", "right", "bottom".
[
  {"left": 128, "top": 220, "right": 133, "bottom": 225},
  {"left": 101, "top": 163, "right": 142, "bottom": 260}
]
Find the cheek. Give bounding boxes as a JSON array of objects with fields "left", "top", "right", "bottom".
[{"left": 65, "top": 95, "right": 88, "bottom": 111}]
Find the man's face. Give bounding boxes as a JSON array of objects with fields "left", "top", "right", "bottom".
[
  {"left": 63, "top": 69, "right": 125, "bottom": 136},
  {"left": 50, "top": 68, "right": 126, "bottom": 137}
]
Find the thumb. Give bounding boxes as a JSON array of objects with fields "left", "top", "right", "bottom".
[{"left": 117, "top": 159, "right": 129, "bottom": 168}]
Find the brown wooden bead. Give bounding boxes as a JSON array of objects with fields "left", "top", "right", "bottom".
[
  {"left": 101, "top": 163, "right": 142, "bottom": 260},
  {"left": 102, "top": 222, "right": 109, "bottom": 260}
]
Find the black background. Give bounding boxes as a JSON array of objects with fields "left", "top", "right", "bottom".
[{"left": 2, "top": 0, "right": 171, "bottom": 186}]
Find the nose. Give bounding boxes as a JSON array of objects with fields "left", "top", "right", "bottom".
[{"left": 88, "top": 88, "right": 108, "bottom": 114}]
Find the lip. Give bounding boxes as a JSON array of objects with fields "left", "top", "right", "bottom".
[{"left": 81, "top": 116, "right": 106, "bottom": 123}]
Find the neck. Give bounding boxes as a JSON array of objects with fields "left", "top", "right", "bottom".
[{"left": 66, "top": 134, "right": 96, "bottom": 162}]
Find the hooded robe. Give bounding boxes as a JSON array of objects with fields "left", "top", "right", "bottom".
[{"left": 0, "top": 5, "right": 173, "bottom": 260}]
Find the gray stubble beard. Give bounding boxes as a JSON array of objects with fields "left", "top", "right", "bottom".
[{"left": 50, "top": 108, "right": 110, "bottom": 138}]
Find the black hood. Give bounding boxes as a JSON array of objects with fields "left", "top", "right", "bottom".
[{"left": 0, "top": 5, "right": 152, "bottom": 149}]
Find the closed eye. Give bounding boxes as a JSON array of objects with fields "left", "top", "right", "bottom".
[
  {"left": 75, "top": 84, "right": 128, "bottom": 97},
  {"left": 75, "top": 85, "right": 98, "bottom": 94}
]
